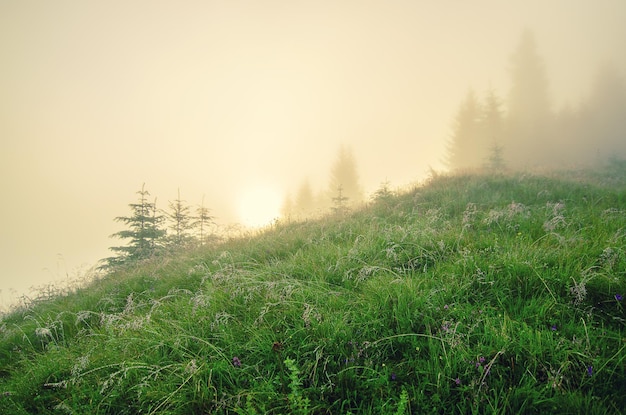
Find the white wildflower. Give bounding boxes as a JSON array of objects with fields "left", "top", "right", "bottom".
[{"left": 35, "top": 327, "right": 52, "bottom": 338}]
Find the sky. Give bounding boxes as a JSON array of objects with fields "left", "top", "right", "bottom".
[{"left": 1, "top": 0, "right": 625, "bottom": 310}]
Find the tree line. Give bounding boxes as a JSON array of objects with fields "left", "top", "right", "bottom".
[
  {"left": 101, "top": 184, "right": 215, "bottom": 269},
  {"left": 101, "top": 144, "right": 377, "bottom": 269},
  {"left": 446, "top": 29, "right": 626, "bottom": 171}
]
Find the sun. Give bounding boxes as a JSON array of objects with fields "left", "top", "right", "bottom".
[{"left": 237, "top": 184, "right": 282, "bottom": 228}]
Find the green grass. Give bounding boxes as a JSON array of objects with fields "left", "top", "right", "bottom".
[{"left": 1, "top": 164, "right": 626, "bottom": 414}]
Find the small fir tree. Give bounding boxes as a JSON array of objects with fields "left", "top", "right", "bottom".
[
  {"left": 194, "top": 195, "right": 215, "bottom": 246},
  {"left": 165, "top": 189, "right": 194, "bottom": 248},
  {"left": 371, "top": 180, "right": 394, "bottom": 203},
  {"left": 331, "top": 184, "right": 349, "bottom": 215},
  {"left": 485, "top": 141, "right": 506, "bottom": 173}
]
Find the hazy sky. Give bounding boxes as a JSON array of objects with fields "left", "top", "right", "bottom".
[{"left": 1, "top": 0, "right": 625, "bottom": 309}]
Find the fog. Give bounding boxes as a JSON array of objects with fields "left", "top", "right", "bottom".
[{"left": 1, "top": 1, "right": 625, "bottom": 310}]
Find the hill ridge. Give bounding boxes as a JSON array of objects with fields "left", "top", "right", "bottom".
[{"left": 1, "top": 166, "right": 625, "bottom": 414}]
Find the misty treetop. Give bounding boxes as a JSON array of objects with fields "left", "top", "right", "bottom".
[{"left": 446, "top": 29, "right": 626, "bottom": 171}]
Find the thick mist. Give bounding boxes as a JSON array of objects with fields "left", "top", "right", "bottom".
[{"left": 1, "top": 1, "right": 625, "bottom": 309}]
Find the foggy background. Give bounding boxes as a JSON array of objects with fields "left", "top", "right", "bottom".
[{"left": 1, "top": 0, "right": 625, "bottom": 310}]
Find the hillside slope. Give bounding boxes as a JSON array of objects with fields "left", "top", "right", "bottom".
[{"left": 1, "top": 166, "right": 626, "bottom": 414}]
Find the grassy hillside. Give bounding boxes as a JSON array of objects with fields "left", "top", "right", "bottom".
[{"left": 1, "top": 165, "right": 626, "bottom": 414}]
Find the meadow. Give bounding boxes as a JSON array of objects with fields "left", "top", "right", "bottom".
[{"left": 1, "top": 163, "right": 625, "bottom": 414}]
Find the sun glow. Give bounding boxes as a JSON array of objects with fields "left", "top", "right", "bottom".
[{"left": 237, "top": 185, "right": 283, "bottom": 228}]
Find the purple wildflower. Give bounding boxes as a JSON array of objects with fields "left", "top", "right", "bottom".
[
  {"left": 232, "top": 356, "right": 241, "bottom": 368},
  {"left": 587, "top": 366, "right": 593, "bottom": 377},
  {"left": 391, "top": 373, "right": 397, "bottom": 381},
  {"left": 551, "top": 324, "right": 557, "bottom": 331},
  {"left": 615, "top": 294, "right": 623, "bottom": 302},
  {"left": 454, "top": 377, "right": 461, "bottom": 385}
]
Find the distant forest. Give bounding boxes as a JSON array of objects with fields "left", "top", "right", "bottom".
[{"left": 445, "top": 29, "right": 626, "bottom": 172}]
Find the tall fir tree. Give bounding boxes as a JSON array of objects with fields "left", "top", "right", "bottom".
[
  {"left": 105, "top": 184, "right": 165, "bottom": 267},
  {"left": 445, "top": 89, "right": 482, "bottom": 171},
  {"left": 295, "top": 179, "right": 315, "bottom": 216},
  {"left": 506, "top": 29, "right": 553, "bottom": 167},
  {"left": 507, "top": 29, "right": 550, "bottom": 122},
  {"left": 582, "top": 62, "right": 626, "bottom": 160},
  {"left": 328, "top": 145, "right": 363, "bottom": 207},
  {"left": 280, "top": 192, "right": 295, "bottom": 220},
  {"left": 480, "top": 89, "right": 506, "bottom": 171}
]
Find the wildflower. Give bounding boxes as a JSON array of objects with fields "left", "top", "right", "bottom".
[
  {"left": 454, "top": 377, "right": 461, "bottom": 385},
  {"left": 391, "top": 373, "right": 397, "bottom": 381},
  {"left": 35, "top": 327, "right": 52, "bottom": 338},
  {"left": 551, "top": 324, "right": 557, "bottom": 331},
  {"left": 615, "top": 294, "right": 623, "bottom": 302},
  {"left": 232, "top": 356, "right": 241, "bottom": 368},
  {"left": 185, "top": 359, "right": 198, "bottom": 375},
  {"left": 587, "top": 366, "right": 593, "bottom": 377}
]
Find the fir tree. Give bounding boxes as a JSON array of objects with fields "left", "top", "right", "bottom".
[
  {"left": 105, "top": 184, "right": 165, "bottom": 267},
  {"left": 165, "top": 189, "right": 194, "bottom": 248},
  {"left": 295, "top": 179, "right": 315, "bottom": 216},
  {"left": 328, "top": 145, "right": 363, "bottom": 206},
  {"left": 331, "top": 184, "right": 349, "bottom": 215},
  {"left": 481, "top": 89, "right": 506, "bottom": 172},
  {"left": 506, "top": 29, "right": 553, "bottom": 167},
  {"left": 485, "top": 141, "right": 506, "bottom": 173},
  {"left": 445, "top": 89, "right": 482, "bottom": 171},
  {"left": 194, "top": 195, "right": 215, "bottom": 246},
  {"left": 280, "top": 192, "right": 295, "bottom": 221},
  {"left": 371, "top": 180, "right": 394, "bottom": 203}
]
